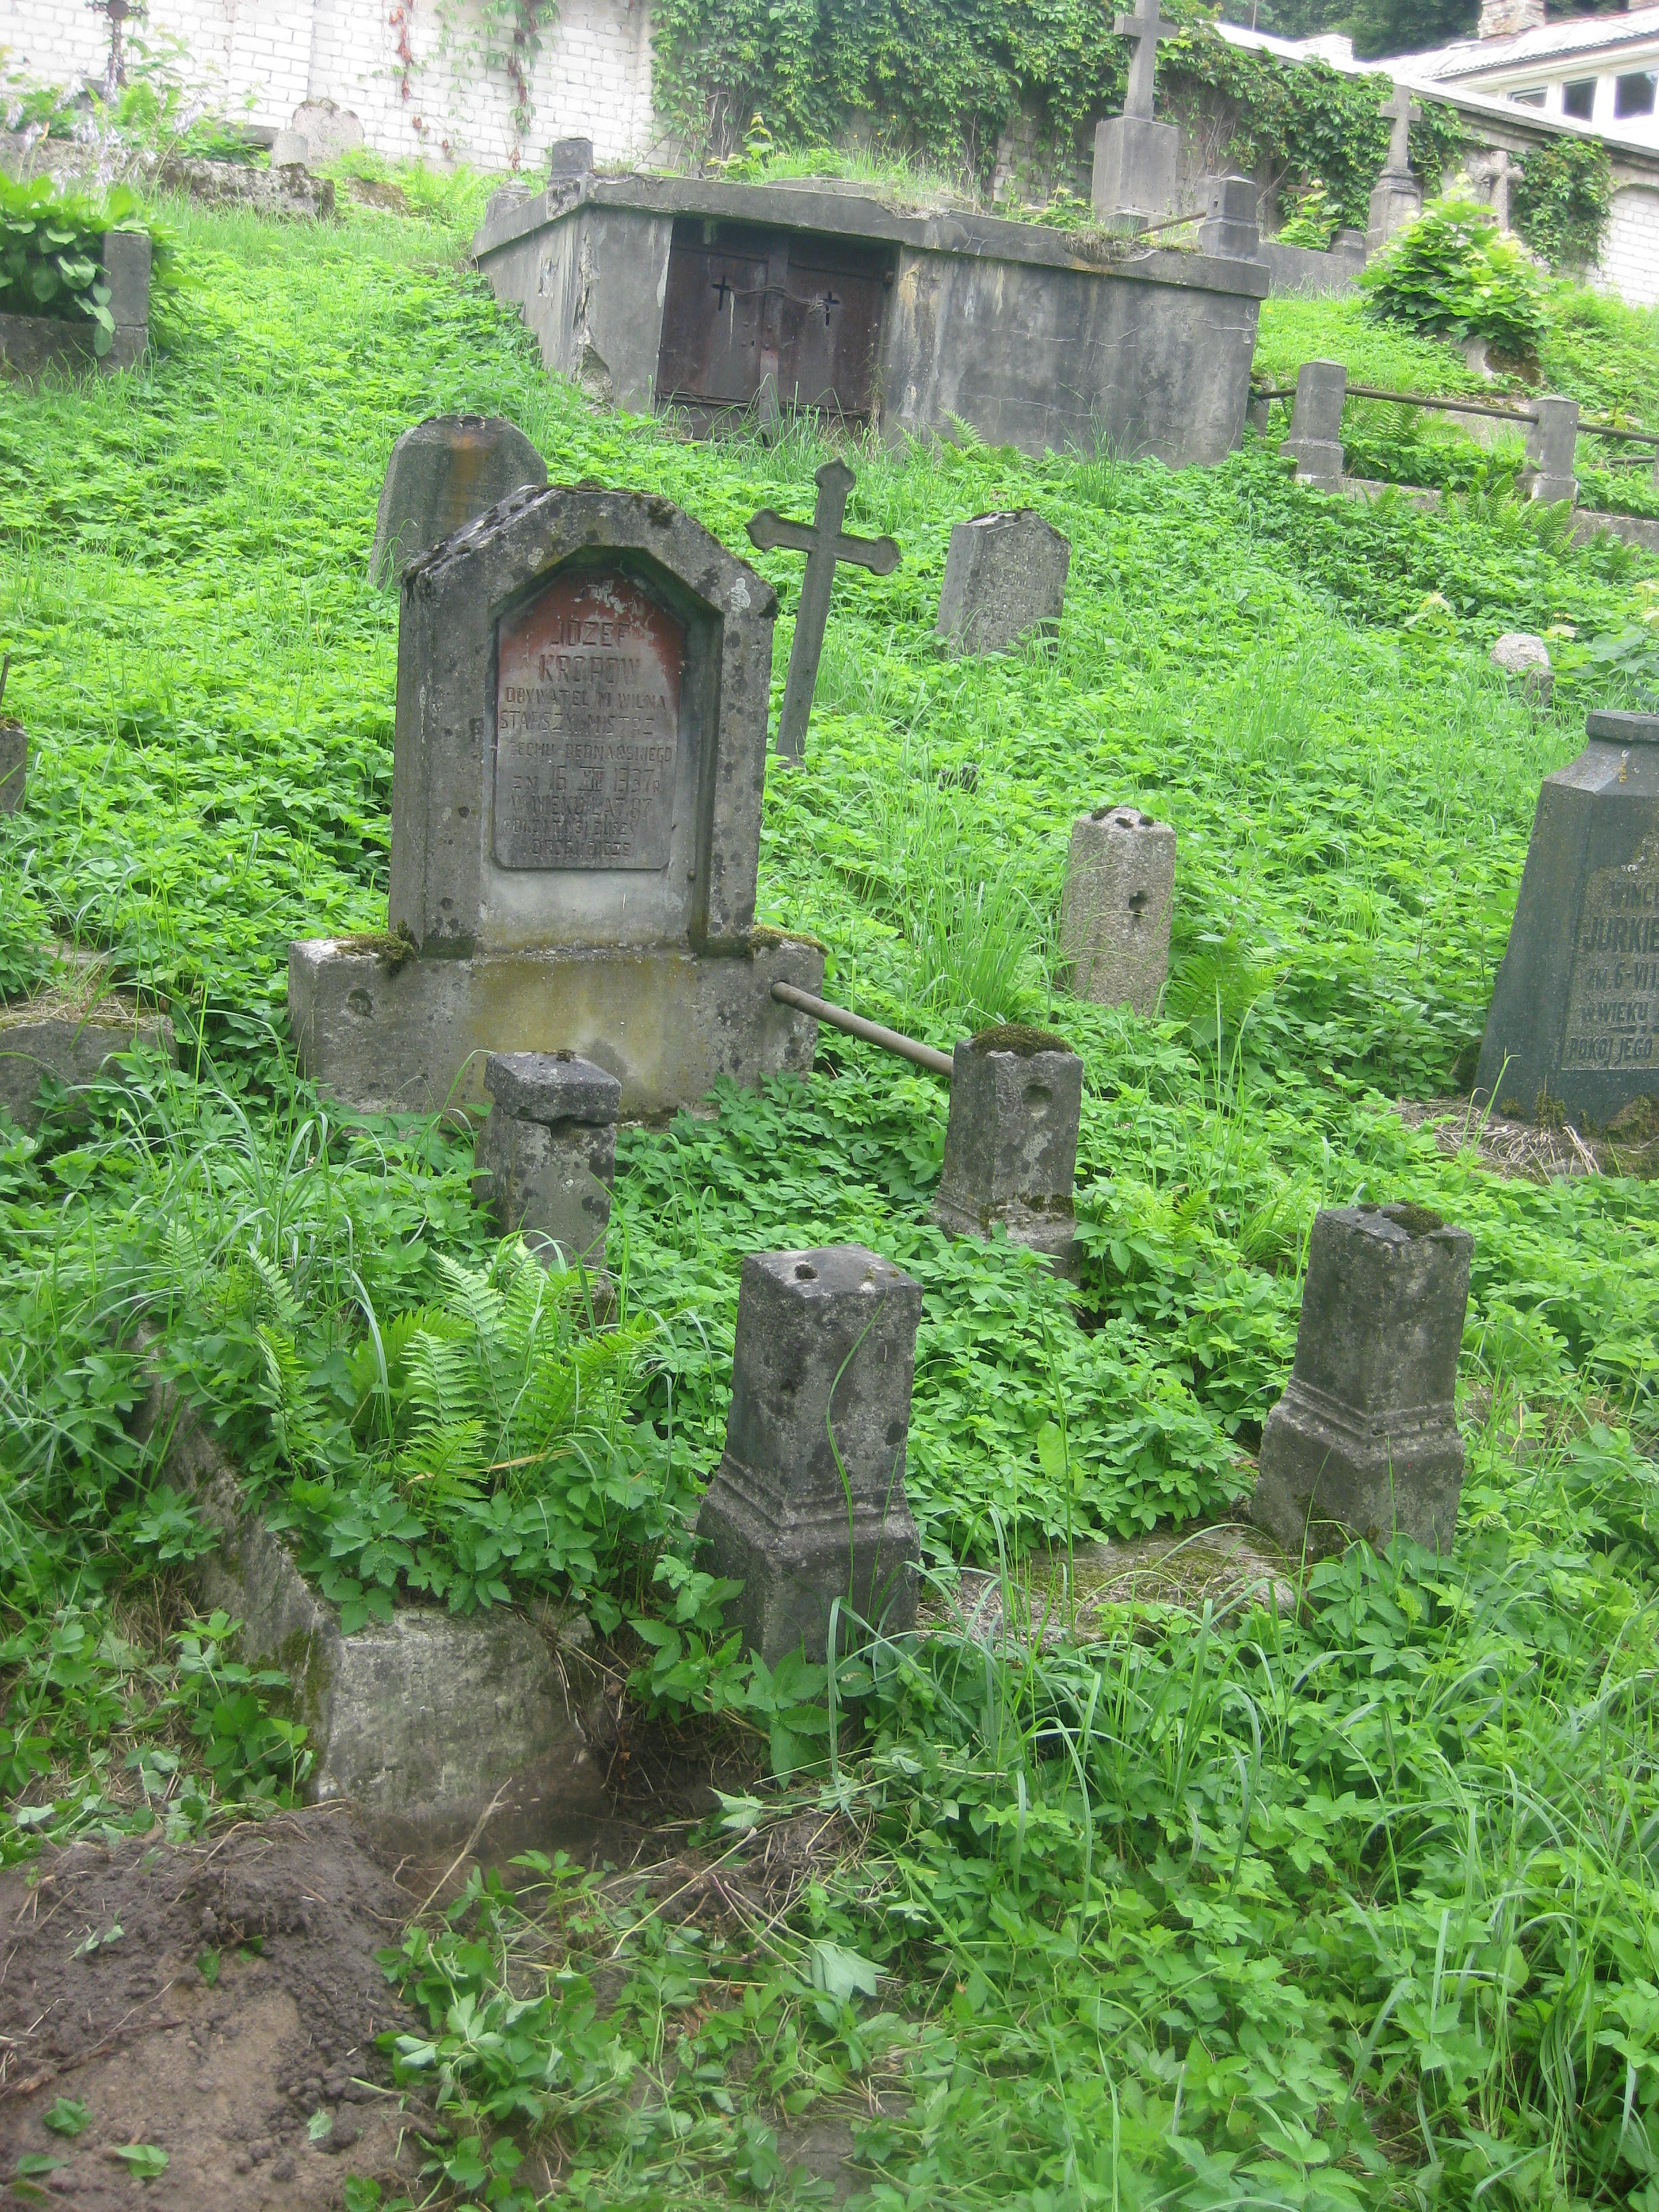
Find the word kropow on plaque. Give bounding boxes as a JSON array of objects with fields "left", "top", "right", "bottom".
[{"left": 494, "top": 571, "right": 682, "bottom": 870}]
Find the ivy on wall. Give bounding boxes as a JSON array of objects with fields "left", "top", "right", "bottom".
[
  {"left": 1512, "top": 137, "right": 1613, "bottom": 270},
  {"left": 437, "top": 0, "right": 562, "bottom": 143},
  {"left": 651, "top": 0, "right": 1466, "bottom": 225}
]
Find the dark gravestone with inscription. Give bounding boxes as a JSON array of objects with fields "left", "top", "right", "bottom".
[
  {"left": 1475, "top": 709, "right": 1659, "bottom": 1125},
  {"left": 289, "top": 485, "right": 825, "bottom": 1115}
]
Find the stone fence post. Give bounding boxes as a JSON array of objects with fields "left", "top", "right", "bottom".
[
  {"left": 100, "top": 230, "right": 152, "bottom": 370},
  {"left": 1280, "top": 360, "right": 1347, "bottom": 489},
  {"left": 1525, "top": 394, "right": 1578, "bottom": 508}
]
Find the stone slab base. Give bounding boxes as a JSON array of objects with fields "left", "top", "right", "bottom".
[
  {"left": 140, "top": 1380, "right": 613, "bottom": 1855},
  {"left": 1574, "top": 510, "right": 1659, "bottom": 555},
  {"left": 931, "top": 1191, "right": 1080, "bottom": 1277},
  {"left": 1248, "top": 1382, "right": 1464, "bottom": 1561},
  {"left": 0, "top": 314, "right": 145, "bottom": 382},
  {"left": 696, "top": 1469, "right": 918, "bottom": 1666},
  {"left": 288, "top": 935, "right": 825, "bottom": 1118},
  {"left": 0, "top": 1010, "right": 176, "bottom": 1131}
]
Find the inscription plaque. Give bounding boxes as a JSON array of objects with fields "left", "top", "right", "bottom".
[
  {"left": 494, "top": 570, "right": 683, "bottom": 870},
  {"left": 1562, "top": 838, "right": 1659, "bottom": 1074}
]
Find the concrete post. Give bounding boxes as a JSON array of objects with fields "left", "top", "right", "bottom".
[
  {"left": 1250, "top": 1202, "right": 1473, "bottom": 1560},
  {"left": 695, "top": 1246, "right": 923, "bottom": 1663},
  {"left": 1280, "top": 359, "right": 1347, "bottom": 489},
  {"left": 1059, "top": 805, "right": 1176, "bottom": 1013},
  {"left": 1524, "top": 394, "right": 1578, "bottom": 507},
  {"left": 1197, "top": 174, "right": 1261, "bottom": 261},
  {"left": 473, "top": 1050, "right": 621, "bottom": 1269},
  {"left": 932, "top": 1028, "right": 1084, "bottom": 1273}
]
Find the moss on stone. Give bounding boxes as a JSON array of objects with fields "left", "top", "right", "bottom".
[{"left": 968, "top": 1021, "right": 1072, "bottom": 1058}]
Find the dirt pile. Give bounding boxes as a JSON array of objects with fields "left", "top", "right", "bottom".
[{"left": 0, "top": 1805, "right": 428, "bottom": 2210}]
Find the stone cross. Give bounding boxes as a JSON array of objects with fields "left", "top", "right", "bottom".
[
  {"left": 1114, "top": 0, "right": 1179, "bottom": 121},
  {"left": 1381, "top": 83, "right": 1422, "bottom": 175},
  {"left": 747, "top": 459, "right": 900, "bottom": 762}
]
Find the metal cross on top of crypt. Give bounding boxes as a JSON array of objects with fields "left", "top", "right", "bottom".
[
  {"left": 747, "top": 459, "right": 901, "bottom": 762},
  {"left": 1113, "top": 0, "right": 1179, "bottom": 122},
  {"left": 1380, "top": 81, "right": 1422, "bottom": 173}
]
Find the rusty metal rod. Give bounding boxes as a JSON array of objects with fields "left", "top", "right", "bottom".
[
  {"left": 1251, "top": 383, "right": 1538, "bottom": 425},
  {"left": 771, "top": 980, "right": 954, "bottom": 1076}
]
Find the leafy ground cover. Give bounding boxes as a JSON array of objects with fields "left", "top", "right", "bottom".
[{"left": 2, "top": 183, "right": 1658, "bottom": 2208}]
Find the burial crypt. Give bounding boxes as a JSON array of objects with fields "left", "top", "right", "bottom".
[{"left": 472, "top": 170, "right": 1270, "bottom": 466}]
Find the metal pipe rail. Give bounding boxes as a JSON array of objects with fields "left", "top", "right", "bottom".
[
  {"left": 771, "top": 981, "right": 954, "bottom": 1077},
  {"left": 1252, "top": 382, "right": 1538, "bottom": 426}
]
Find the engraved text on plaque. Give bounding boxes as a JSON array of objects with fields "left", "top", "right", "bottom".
[
  {"left": 1562, "top": 838, "right": 1659, "bottom": 1074},
  {"left": 494, "top": 570, "right": 683, "bottom": 870}
]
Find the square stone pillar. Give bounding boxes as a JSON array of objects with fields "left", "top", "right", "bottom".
[
  {"left": 1091, "top": 115, "right": 1179, "bottom": 224},
  {"left": 1060, "top": 805, "right": 1175, "bottom": 1012},
  {"left": 1197, "top": 173, "right": 1261, "bottom": 261},
  {"left": 1250, "top": 1202, "right": 1472, "bottom": 1560},
  {"left": 0, "top": 720, "right": 24, "bottom": 815},
  {"left": 932, "top": 1028, "right": 1083, "bottom": 1272},
  {"left": 695, "top": 1247, "right": 922, "bottom": 1664},
  {"left": 1524, "top": 394, "right": 1578, "bottom": 508},
  {"left": 473, "top": 1050, "right": 621, "bottom": 1269},
  {"left": 1280, "top": 359, "right": 1347, "bottom": 489},
  {"left": 1366, "top": 171, "right": 1422, "bottom": 254}
]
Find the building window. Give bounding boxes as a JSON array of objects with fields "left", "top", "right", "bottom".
[
  {"left": 1616, "top": 70, "right": 1658, "bottom": 117},
  {"left": 1512, "top": 85, "right": 1547, "bottom": 106},
  {"left": 1562, "top": 78, "right": 1597, "bottom": 119}
]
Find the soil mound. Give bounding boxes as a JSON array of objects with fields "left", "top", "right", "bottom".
[{"left": 0, "top": 1805, "right": 426, "bottom": 2209}]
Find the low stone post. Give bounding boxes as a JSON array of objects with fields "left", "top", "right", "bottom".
[
  {"left": 547, "top": 136, "right": 594, "bottom": 177},
  {"left": 474, "top": 1050, "right": 621, "bottom": 1269},
  {"left": 0, "top": 722, "right": 24, "bottom": 815},
  {"left": 99, "top": 230, "right": 151, "bottom": 371},
  {"left": 1059, "top": 804, "right": 1175, "bottom": 1014},
  {"left": 1249, "top": 1202, "right": 1472, "bottom": 1561},
  {"left": 695, "top": 1246, "right": 922, "bottom": 1664},
  {"left": 1280, "top": 361, "right": 1347, "bottom": 489},
  {"left": 1197, "top": 174, "right": 1260, "bottom": 260},
  {"left": 935, "top": 510, "right": 1071, "bottom": 655},
  {"left": 932, "top": 1027, "right": 1084, "bottom": 1273},
  {"left": 1524, "top": 394, "right": 1578, "bottom": 508},
  {"left": 369, "top": 414, "right": 548, "bottom": 588}
]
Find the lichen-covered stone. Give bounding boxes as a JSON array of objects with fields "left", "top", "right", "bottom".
[
  {"left": 0, "top": 1009, "right": 176, "bottom": 1132},
  {"left": 932, "top": 1028, "right": 1083, "bottom": 1271},
  {"left": 368, "top": 415, "right": 546, "bottom": 589},
  {"left": 1059, "top": 804, "right": 1175, "bottom": 1012}
]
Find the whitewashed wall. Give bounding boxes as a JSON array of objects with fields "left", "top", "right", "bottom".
[
  {"left": 1600, "top": 179, "right": 1659, "bottom": 309},
  {"left": 0, "top": 0, "right": 656, "bottom": 171}
]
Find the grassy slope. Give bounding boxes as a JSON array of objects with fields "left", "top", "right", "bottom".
[{"left": 1, "top": 191, "right": 1659, "bottom": 2207}]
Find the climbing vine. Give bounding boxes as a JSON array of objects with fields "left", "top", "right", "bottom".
[
  {"left": 437, "top": 0, "right": 562, "bottom": 144},
  {"left": 1513, "top": 137, "right": 1612, "bottom": 270},
  {"left": 651, "top": 0, "right": 1465, "bottom": 220}
]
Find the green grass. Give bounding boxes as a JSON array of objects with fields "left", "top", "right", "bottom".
[{"left": 3, "top": 181, "right": 1659, "bottom": 2210}]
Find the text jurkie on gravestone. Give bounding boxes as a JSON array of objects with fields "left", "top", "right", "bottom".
[{"left": 495, "top": 573, "right": 682, "bottom": 871}]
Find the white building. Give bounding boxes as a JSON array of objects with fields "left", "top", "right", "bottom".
[{"left": 1405, "top": 0, "right": 1659, "bottom": 148}]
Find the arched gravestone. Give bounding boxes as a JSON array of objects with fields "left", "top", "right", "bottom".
[
  {"left": 368, "top": 415, "right": 548, "bottom": 589},
  {"left": 1475, "top": 709, "right": 1659, "bottom": 1125},
  {"left": 291, "top": 484, "right": 825, "bottom": 1115}
]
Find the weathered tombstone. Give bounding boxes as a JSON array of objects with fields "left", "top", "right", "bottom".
[
  {"left": 1475, "top": 708, "right": 1659, "bottom": 1124},
  {"left": 474, "top": 1049, "right": 620, "bottom": 1268},
  {"left": 288, "top": 99, "right": 365, "bottom": 163},
  {"left": 746, "top": 461, "right": 901, "bottom": 760},
  {"left": 1198, "top": 173, "right": 1261, "bottom": 261},
  {"left": 1059, "top": 804, "right": 1175, "bottom": 1012},
  {"left": 547, "top": 137, "right": 594, "bottom": 178},
  {"left": 1280, "top": 360, "right": 1346, "bottom": 489},
  {"left": 270, "top": 129, "right": 309, "bottom": 169},
  {"left": 935, "top": 510, "right": 1070, "bottom": 655},
  {"left": 932, "top": 1027, "right": 1084, "bottom": 1273},
  {"left": 1250, "top": 1202, "right": 1472, "bottom": 1560},
  {"left": 695, "top": 1246, "right": 922, "bottom": 1664},
  {"left": 1524, "top": 395, "right": 1578, "bottom": 508},
  {"left": 1490, "top": 631, "right": 1552, "bottom": 702},
  {"left": 369, "top": 415, "right": 548, "bottom": 589},
  {"left": 0, "top": 1005, "right": 177, "bottom": 1132},
  {"left": 290, "top": 483, "right": 824, "bottom": 1115},
  {"left": 1092, "top": 0, "right": 1180, "bottom": 224},
  {"left": 1367, "top": 85, "right": 1423, "bottom": 253}
]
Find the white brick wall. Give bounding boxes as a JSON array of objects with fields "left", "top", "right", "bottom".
[
  {"left": 0, "top": 0, "right": 655, "bottom": 170},
  {"left": 1599, "top": 181, "right": 1659, "bottom": 311}
]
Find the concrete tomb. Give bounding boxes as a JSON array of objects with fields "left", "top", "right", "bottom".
[
  {"left": 289, "top": 483, "right": 823, "bottom": 1117},
  {"left": 1059, "top": 804, "right": 1175, "bottom": 1012},
  {"left": 1366, "top": 86, "right": 1423, "bottom": 253},
  {"left": 0, "top": 228, "right": 150, "bottom": 381},
  {"left": 1280, "top": 359, "right": 1346, "bottom": 489},
  {"left": 932, "top": 1027, "right": 1084, "bottom": 1272},
  {"left": 935, "top": 510, "right": 1070, "bottom": 656},
  {"left": 473, "top": 173, "right": 1268, "bottom": 468},
  {"left": 369, "top": 415, "right": 548, "bottom": 589},
  {"left": 696, "top": 1245, "right": 922, "bottom": 1664},
  {"left": 0, "top": 1000, "right": 177, "bottom": 1132},
  {"left": 747, "top": 459, "right": 901, "bottom": 759},
  {"left": 1524, "top": 395, "right": 1578, "bottom": 508},
  {"left": 1092, "top": 0, "right": 1181, "bottom": 225},
  {"left": 474, "top": 1048, "right": 620, "bottom": 1267},
  {"left": 1250, "top": 1202, "right": 1472, "bottom": 1561},
  {"left": 1475, "top": 708, "right": 1659, "bottom": 1124}
]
